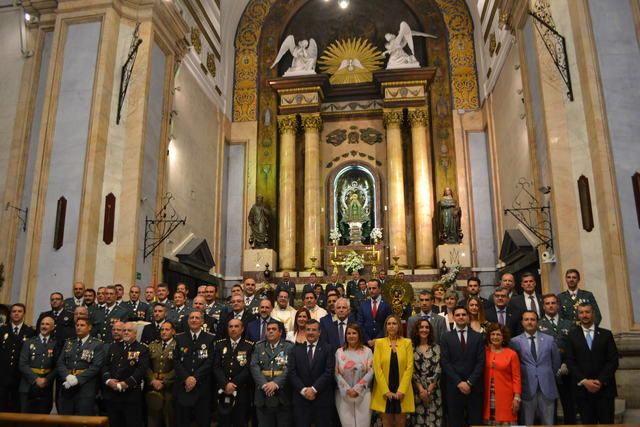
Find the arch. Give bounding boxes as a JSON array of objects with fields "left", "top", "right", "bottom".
[{"left": 232, "top": 0, "right": 479, "bottom": 122}]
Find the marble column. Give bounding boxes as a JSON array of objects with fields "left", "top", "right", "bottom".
[
  {"left": 408, "top": 107, "right": 434, "bottom": 268},
  {"left": 384, "top": 108, "right": 408, "bottom": 267},
  {"left": 301, "top": 114, "right": 322, "bottom": 270},
  {"left": 278, "top": 114, "right": 298, "bottom": 271}
]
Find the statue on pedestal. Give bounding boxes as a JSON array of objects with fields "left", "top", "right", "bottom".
[
  {"left": 270, "top": 35, "right": 318, "bottom": 76},
  {"left": 340, "top": 180, "right": 371, "bottom": 245},
  {"left": 437, "top": 187, "right": 463, "bottom": 244},
  {"left": 384, "top": 21, "right": 437, "bottom": 69},
  {"left": 248, "top": 195, "right": 271, "bottom": 249}
]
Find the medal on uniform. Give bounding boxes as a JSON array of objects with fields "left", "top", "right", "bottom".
[
  {"left": 3, "top": 333, "right": 7, "bottom": 340},
  {"left": 237, "top": 351, "right": 247, "bottom": 366},
  {"left": 223, "top": 346, "right": 227, "bottom": 355}
]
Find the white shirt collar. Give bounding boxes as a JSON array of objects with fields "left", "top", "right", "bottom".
[
  {"left": 39, "top": 334, "right": 50, "bottom": 342},
  {"left": 11, "top": 322, "right": 24, "bottom": 331},
  {"left": 230, "top": 337, "right": 241, "bottom": 346},
  {"left": 163, "top": 338, "right": 174, "bottom": 346},
  {"left": 191, "top": 329, "right": 202, "bottom": 340},
  {"left": 74, "top": 297, "right": 83, "bottom": 305},
  {"left": 78, "top": 335, "right": 89, "bottom": 345}
]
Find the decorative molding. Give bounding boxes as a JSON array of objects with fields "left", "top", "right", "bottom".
[
  {"left": 190, "top": 27, "right": 202, "bottom": 54},
  {"left": 206, "top": 52, "right": 216, "bottom": 77},
  {"left": 407, "top": 107, "right": 430, "bottom": 127},
  {"left": 277, "top": 115, "right": 297, "bottom": 135},
  {"left": 325, "top": 151, "right": 383, "bottom": 169},
  {"left": 181, "top": 49, "right": 222, "bottom": 109},
  {"left": 321, "top": 99, "right": 383, "bottom": 114},
  {"left": 383, "top": 109, "right": 403, "bottom": 128}
]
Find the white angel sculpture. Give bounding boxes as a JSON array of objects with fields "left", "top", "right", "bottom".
[
  {"left": 384, "top": 21, "right": 437, "bottom": 69},
  {"left": 270, "top": 35, "right": 318, "bottom": 76}
]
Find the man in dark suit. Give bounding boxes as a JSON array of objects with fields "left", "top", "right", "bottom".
[
  {"left": 458, "top": 277, "right": 492, "bottom": 310},
  {"left": 37, "top": 292, "right": 75, "bottom": 344},
  {"left": 407, "top": 290, "right": 446, "bottom": 344},
  {"left": 0, "top": 303, "right": 37, "bottom": 412},
  {"left": 246, "top": 298, "right": 273, "bottom": 342},
  {"left": 357, "top": 279, "right": 392, "bottom": 347},
  {"left": 324, "top": 272, "right": 341, "bottom": 294},
  {"left": 166, "top": 291, "right": 191, "bottom": 332},
  {"left": 566, "top": 302, "right": 619, "bottom": 424},
  {"left": 103, "top": 322, "right": 149, "bottom": 427},
  {"left": 508, "top": 272, "right": 543, "bottom": 319},
  {"left": 288, "top": 319, "right": 336, "bottom": 427},
  {"left": 557, "top": 268, "right": 602, "bottom": 325},
  {"left": 93, "top": 285, "right": 131, "bottom": 342},
  {"left": 345, "top": 271, "right": 361, "bottom": 302},
  {"left": 125, "top": 285, "right": 150, "bottom": 321},
  {"left": 213, "top": 319, "right": 254, "bottom": 427},
  {"left": 440, "top": 306, "right": 485, "bottom": 427},
  {"left": 538, "top": 293, "right": 576, "bottom": 424},
  {"left": 64, "top": 282, "right": 86, "bottom": 311},
  {"left": 218, "top": 294, "right": 256, "bottom": 339},
  {"left": 485, "top": 286, "right": 522, "bottom": 336},
  {"left": 320, "top": 297, "right": 356, "bottom": 348},
  {"left": 275, "top": 272, "right": 297, "bottom": 307},
  {"left": 141, "top": 302, "right": 168, "bottom": 344},
  {"left": 173, "top": 310, "right": 216, "bottom": 427}
]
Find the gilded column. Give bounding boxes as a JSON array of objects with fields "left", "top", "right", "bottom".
[
  {"left": 408, "top": 107, "right": 434, "bottom": 268},
  {"left": 301, "top": 114, "right": 322, "bottom": 270},
  {"left": 278, "top": 115, "right": 298, "bottom": 271},
  {"left": 384, "top": 108, "right": 408, "bottom": 267}
]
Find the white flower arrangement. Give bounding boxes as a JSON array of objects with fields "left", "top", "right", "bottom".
[
  {"left": 329, "top": 228, "right": 341, "bottom": 242},
  {"left": 437, "top": 264, "right": 460, "bottom": 288},
  {"left": 370, "top": 227, "right": 383, "bottom": 242},
  {"left": 344, "top": 251, "right": 365, "bottom": 273}
]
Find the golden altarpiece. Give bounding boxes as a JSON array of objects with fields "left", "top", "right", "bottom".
[{"left": 235, "top": 0, "right": 480, "bottom": 285}]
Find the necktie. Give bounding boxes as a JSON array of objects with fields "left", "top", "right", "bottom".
[
  {"left": 156, "top": 323, "right": 161, "bottom": 331},
  {"left": 235, "top": 313, "right": 241, "bottom": 320},
  {"left": 13, "top": 327, "right": 18, "bottom": 335},
  {"left": 459, "top": 330, "right": 466, "bottom": 351},
  {"left": 260, "top": 320, "right": 267, "bottom": 341},
  {"left": 585, "top": 329, "right": 593, "bottom": 350},
  {"left": 124, "top": 343, "right": 129, "bottom": 352},
  {"left": 550, "top": 317, "right": 556, "bottom": 327},
  {"left": 192, "top": 333, "right": 197, "bottom": 342},
  {"left": 162, "top": 342, "right": 167, "bottom": 351},
  {"left": 245, "top": 297, "right": 250, "bottom": 305},
  {"left": 530, "top": 336, "right": 537, "bottom": 361},
  {"left": 529, "top": 295, "right": 539, "bottom": 314},
  {"left": 571, "top": 292, "right": 577, "bottom": 301},
  {"left": 371, "top": 299, "right": 378, "bottom": 319},
  {"left": 338, "top": 321, "right": 345, "bottom": 345},
  {"left": 232, "top": 341, "right": 237, "bottom": 352},
  {"left": 42, "top": 337, "right": 47, "bottom": 345},
  {"left": 498, "top": 310, "right": 506, "bottom": 326},
  {"left": 307, "top": 344, "right": 314, "bottom": 364}
]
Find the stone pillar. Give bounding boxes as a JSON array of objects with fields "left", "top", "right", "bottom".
[
  {"left": 277, "top": 114, "right": 298, "bottom": 271},
  {"left": 301, "top": 114, "right": 322, "bottom": 270},
  {"left": 384, "top": 108, "right": 408, "bottom": 267},
  {"left": 408, "top": 107, "right": 434, "bottom": 268}
]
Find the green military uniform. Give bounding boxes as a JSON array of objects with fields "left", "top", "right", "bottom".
[
  {"left": 92, "top": 304, "right": 130, "bottom": 343},
  {"left": 557, "top": 289, "right": 602, "bottom": 325},
  {"left": 18, "top": 334, "right": 57, "bottom": 413},
  {"left": 56, "top": 335, "right": 105, "bottom": 415},
  {"left": 249, "top": 339, "right": 294, "bottom": 427},
  {"left": 213, "top": 337, "right": 254, "bottom": 427},
  {"left": 206, "top": 301, "right": 225, "bottom": 322},
  {"left": 146, "top": 339, "right": 176, "bottom": 427}
]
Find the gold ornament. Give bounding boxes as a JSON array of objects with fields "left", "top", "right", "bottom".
[
  {"left": 318, "top": 38, "right": 384, "bottom": 85},
  {"left": 191, "top": 27, "right": 202, "bottom": 54}
]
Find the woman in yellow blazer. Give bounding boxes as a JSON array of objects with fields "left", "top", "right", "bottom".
[{"left": 371, "top": 314, "right": 415, "bottom": 426}]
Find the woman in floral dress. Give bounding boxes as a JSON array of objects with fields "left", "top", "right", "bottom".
[
  {"left": 335, "top": 323, "right": 374, "bottom": 427},
  {"left": 410, "top": 318, "right": 443, "bottom": 427}
]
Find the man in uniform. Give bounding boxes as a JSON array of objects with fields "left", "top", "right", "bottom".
[
  {"left": 126, "top": 285, "right": 151, "bottom": 321},
  {"left": 18, "top": 315, "right": 57, "bottom": 413},
  {"left": 155, "top": 283, "right": 172, "bottom": 308},
  {"left": 173, "top": 310, "right": 216, "bottom": 427},
  {"left": 185, "top": 296, "right": 218, "bottom": 337},
  {"left": 324, "top": 272, "right": 341, "bottom": 294},
  {"left": 271, "top": 289, "right": 297, "bottom": 333},
  {"left": 142, "top": 303, "right": 168, "bottom": 345},
  {"left": 57, "top": 317, "right": 105, "bottom": 415},
  {"left": 558, "top": 268, "right": 602, "bottom": 325},
  {"left": 204, "top": 284, "right": 225, "bottom": 321},
  {"left": 345, "top": 270, "right": 361, "bottom": 301},
  {"left": 144, "top": 286, "right": 157, "bottom": 305},
  {"left": 250, "top": 320, "right": 294, "bottom": 427},
  {"left": 83, "top": 289, "right": 98, "bottom": 315},
  {"left": 93, "top": 285, "right": 131, "bottom": 342},
  {"left": 167, "top": 291, "right": 191, "bottom": 332},
  {"left": 213, "top": 319, "right": 254, "bottom": 427},
  {"left": 0, "top": 303, "right": 36, "bottom": 412},
  {"left": 96, "top": 286, "right": 107, "bottom": 309},
  {"left": 38, "top": 292, "right": 75, "bottom": 344},
  {"left": 275, "top": 272, "right": 296, "bottom": 307},
  {"left": 243, "top": 278, "right": 261, "bottom": 316},
  {"left": 176, "top": 283, "right": 193, "bottom": 307},
  {"left": 103, "top": 321, "right": 149, "bottom": 427},
  {"left": 64, "top": 282, "right": 86, "bottom": 311},
  {"left": 146, "top": 321, "right": 176, "bottom": 427},
  {"left": 114, "top": 284, "right": 126, "bottom": 306}
]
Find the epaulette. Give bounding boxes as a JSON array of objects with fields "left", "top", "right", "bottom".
[
  {"left": 203, "top": 330, "right": 215, "bottom": 337},
  {"left": 88, "top": 336, "right": 103, "bottom": 343},
  {"left": 245, "top": 339, "right": 254, "bottom": 345},
  {"left": 215, "top": 338, "right": 226, "bottom": 344},
  {"left": 175, "top": 332, "right": 186, "bottom": 336}
]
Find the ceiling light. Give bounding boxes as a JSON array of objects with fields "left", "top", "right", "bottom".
[{"left": 338, "top": 0, "right": 349, "bottom": 9}]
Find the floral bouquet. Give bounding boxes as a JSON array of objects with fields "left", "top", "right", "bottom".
[
  {"left": 329, "top": 228, "right": 341, "bottom": 243},
  {"left": 344, "top": 251, "right": 365, "bottom": 273},
  {"left": 437, "top": 264, "right": 460, "bottom": 289},
  {"left": 370, "top": 227, "right": 383, "bottom": 243}
]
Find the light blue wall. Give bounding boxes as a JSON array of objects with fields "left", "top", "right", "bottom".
[
  {"left": 135, "top": 42, "right": 166, "bottom": 285},
  {"left": 35, "top": 22, "right": 101, "bottom": 317},
  {"left": 12, "top": 31, "right": 53, "bottom": 304},
  {"left": 589, "top": 0, "right": 640, "bottom": 320}
]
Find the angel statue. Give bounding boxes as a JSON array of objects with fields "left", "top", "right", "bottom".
[
  {"left": 383, "top": 21, "right": 437, "bottom": 69},
  {"left": 270, "top": 35, "right": 318, "bottom": 76}
]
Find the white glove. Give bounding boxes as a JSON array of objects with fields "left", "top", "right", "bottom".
[
  {"left": 116, "top": 383, "right": 122, "bottom": 392},
  {"left": 62, "top": 381, "right": 71, "bottom": 389},
  {"left": 68, "top": 375, "right": 79, "bottom": 386},
  {"left": 556, "top": 363, "right": 569, "bottom": 376}
]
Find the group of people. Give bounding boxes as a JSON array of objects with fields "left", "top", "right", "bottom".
[{"left": 0, "top": 268, "right": 619, "bottom": 427}]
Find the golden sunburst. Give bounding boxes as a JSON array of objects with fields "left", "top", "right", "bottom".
[{"left": 318, "top": 38, "right": 384, "bottom": 85}]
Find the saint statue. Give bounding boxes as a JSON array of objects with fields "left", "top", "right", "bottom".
[
  {"left": 346, "top": 192, "right": 364, "bottom": 222},
  {"left": 248, "top": 195, "right": 271, "bottom": 249},
  {"left": 270, "top": 35, "right": 318, "bottom": 76},
  {"left": 437, "top": 187, "right": 463, "bottom": 244},
  {"left": 383, "top": 21, "right": 437, "bottom": 69}
]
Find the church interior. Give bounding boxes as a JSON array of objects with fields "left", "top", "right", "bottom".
[{"left": 0, "top": 0, "right": 639, "bottom": 414}]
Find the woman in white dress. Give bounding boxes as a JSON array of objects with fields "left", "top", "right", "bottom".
[{"left": 335, "top": 323, "right": 374, "bottom": 427}]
